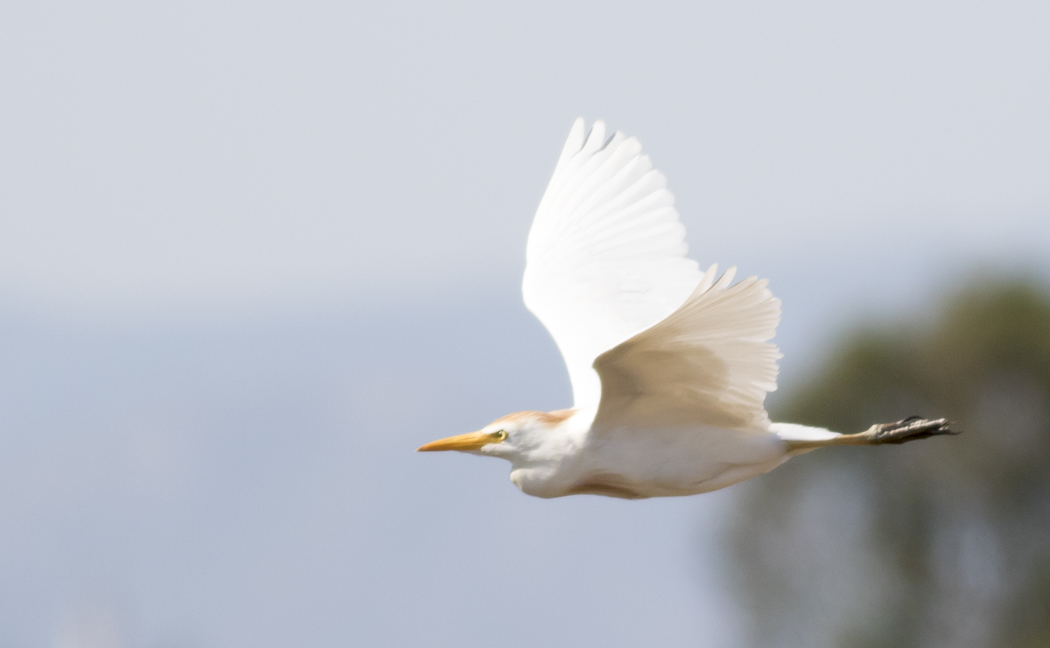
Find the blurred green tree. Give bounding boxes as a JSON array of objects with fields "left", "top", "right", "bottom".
[{"left": 727, "top": 277, "right": 1050, "bottom": 648}]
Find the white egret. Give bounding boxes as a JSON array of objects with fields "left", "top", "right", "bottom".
[{"left": 418, "top": 118, "right": 955, "bottom": 499}]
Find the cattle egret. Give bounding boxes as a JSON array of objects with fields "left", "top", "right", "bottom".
[{"left": 418, "top": 118, "right": 956, "bottom": 499}]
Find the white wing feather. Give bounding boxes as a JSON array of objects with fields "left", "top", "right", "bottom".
[
  {"left": 592, "top": 265, "right": 782, "bottom": 433},
  {"left": 523, "top": 118, "right": 703, "bottom": 408}
]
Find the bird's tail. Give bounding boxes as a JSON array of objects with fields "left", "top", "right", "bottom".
[{"left": 769, "top": 422, "right": 841, "bottom": 456}]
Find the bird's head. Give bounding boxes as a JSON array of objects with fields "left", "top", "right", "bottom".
[{"left": 416, "top": 409, "right": 578, "bottom": 463}]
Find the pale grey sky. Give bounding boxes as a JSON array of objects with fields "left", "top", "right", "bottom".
[
  {"left": 0, "top": 1, "right": 1048, "bottom": 647},
  {"left": 2, "top": 0, "right": 1047, "bottom": 323}
]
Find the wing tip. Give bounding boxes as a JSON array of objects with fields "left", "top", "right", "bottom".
[
  {"left": 714, "top": 266, "right": 737, "bottom": 290},
  {"left": 584, "top": 120, "right": 607, "bottom": 151},
  {"left": 565, "top": 118, "right": 587, "bottom": 154}
]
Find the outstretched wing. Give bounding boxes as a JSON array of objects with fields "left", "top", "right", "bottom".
[
  {"left": 592, "top": 265, "right": 782, "bottom": 433},
  {"left": 523, "top": 118, "right": 703, "bottom": 409}
]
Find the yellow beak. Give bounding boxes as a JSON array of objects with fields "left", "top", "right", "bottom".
[{"left": 417, "top": 430, "right": 504, "bottom": 452}]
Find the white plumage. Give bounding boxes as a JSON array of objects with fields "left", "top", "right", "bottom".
[
  {"left": 418, "top": 118, "right": 955, "bottom": 498},
  {"left": 523, "top": 118, "right": 703, "bottom": 410}
]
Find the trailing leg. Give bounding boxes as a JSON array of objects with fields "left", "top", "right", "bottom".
[{"left": 778, "top": 416, "right": 958, "bottom": 454}]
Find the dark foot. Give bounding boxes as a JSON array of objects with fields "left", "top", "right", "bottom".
[{"left": 865, "top": 416, "right": 958, "bottom": 445}]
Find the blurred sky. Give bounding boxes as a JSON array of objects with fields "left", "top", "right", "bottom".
[{"left": 1, "top": 1, "right": 1048, "bottom": 646}]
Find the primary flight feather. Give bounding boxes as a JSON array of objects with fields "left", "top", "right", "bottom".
[{"left": 418, "top": 118, "right": 955, "bottom": 499}]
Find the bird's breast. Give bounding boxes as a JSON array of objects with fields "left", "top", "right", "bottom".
[{"left": 559, "top": 425, "right": 786, "bottom": 498}]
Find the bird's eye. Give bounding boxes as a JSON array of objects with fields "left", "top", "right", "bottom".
[{"left": 495, "top": 430, "right": 508, "bottom": 441}]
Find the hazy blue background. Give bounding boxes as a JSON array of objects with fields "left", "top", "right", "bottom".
[{"left": 1, "top": 1, "right": 1047, "bottom": 646}]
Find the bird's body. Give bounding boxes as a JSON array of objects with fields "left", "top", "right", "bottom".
[
  {"left": 419, "top": 118, "right": 954, "bottom": 498},
  {"left": 498, "top": 409, "right": 787, "bottom": 499}
]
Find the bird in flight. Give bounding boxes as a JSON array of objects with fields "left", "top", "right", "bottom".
[{"left": 418, "top": 118, "right": 955, "bottom": 499}]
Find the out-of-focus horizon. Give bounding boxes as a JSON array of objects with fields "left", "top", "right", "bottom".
[
  {"left": 1, "top": 1, "right": 1048, "bottom": 646},
  {"left": 730, "top": 277, "right": 1050, "bottom": 648}
]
